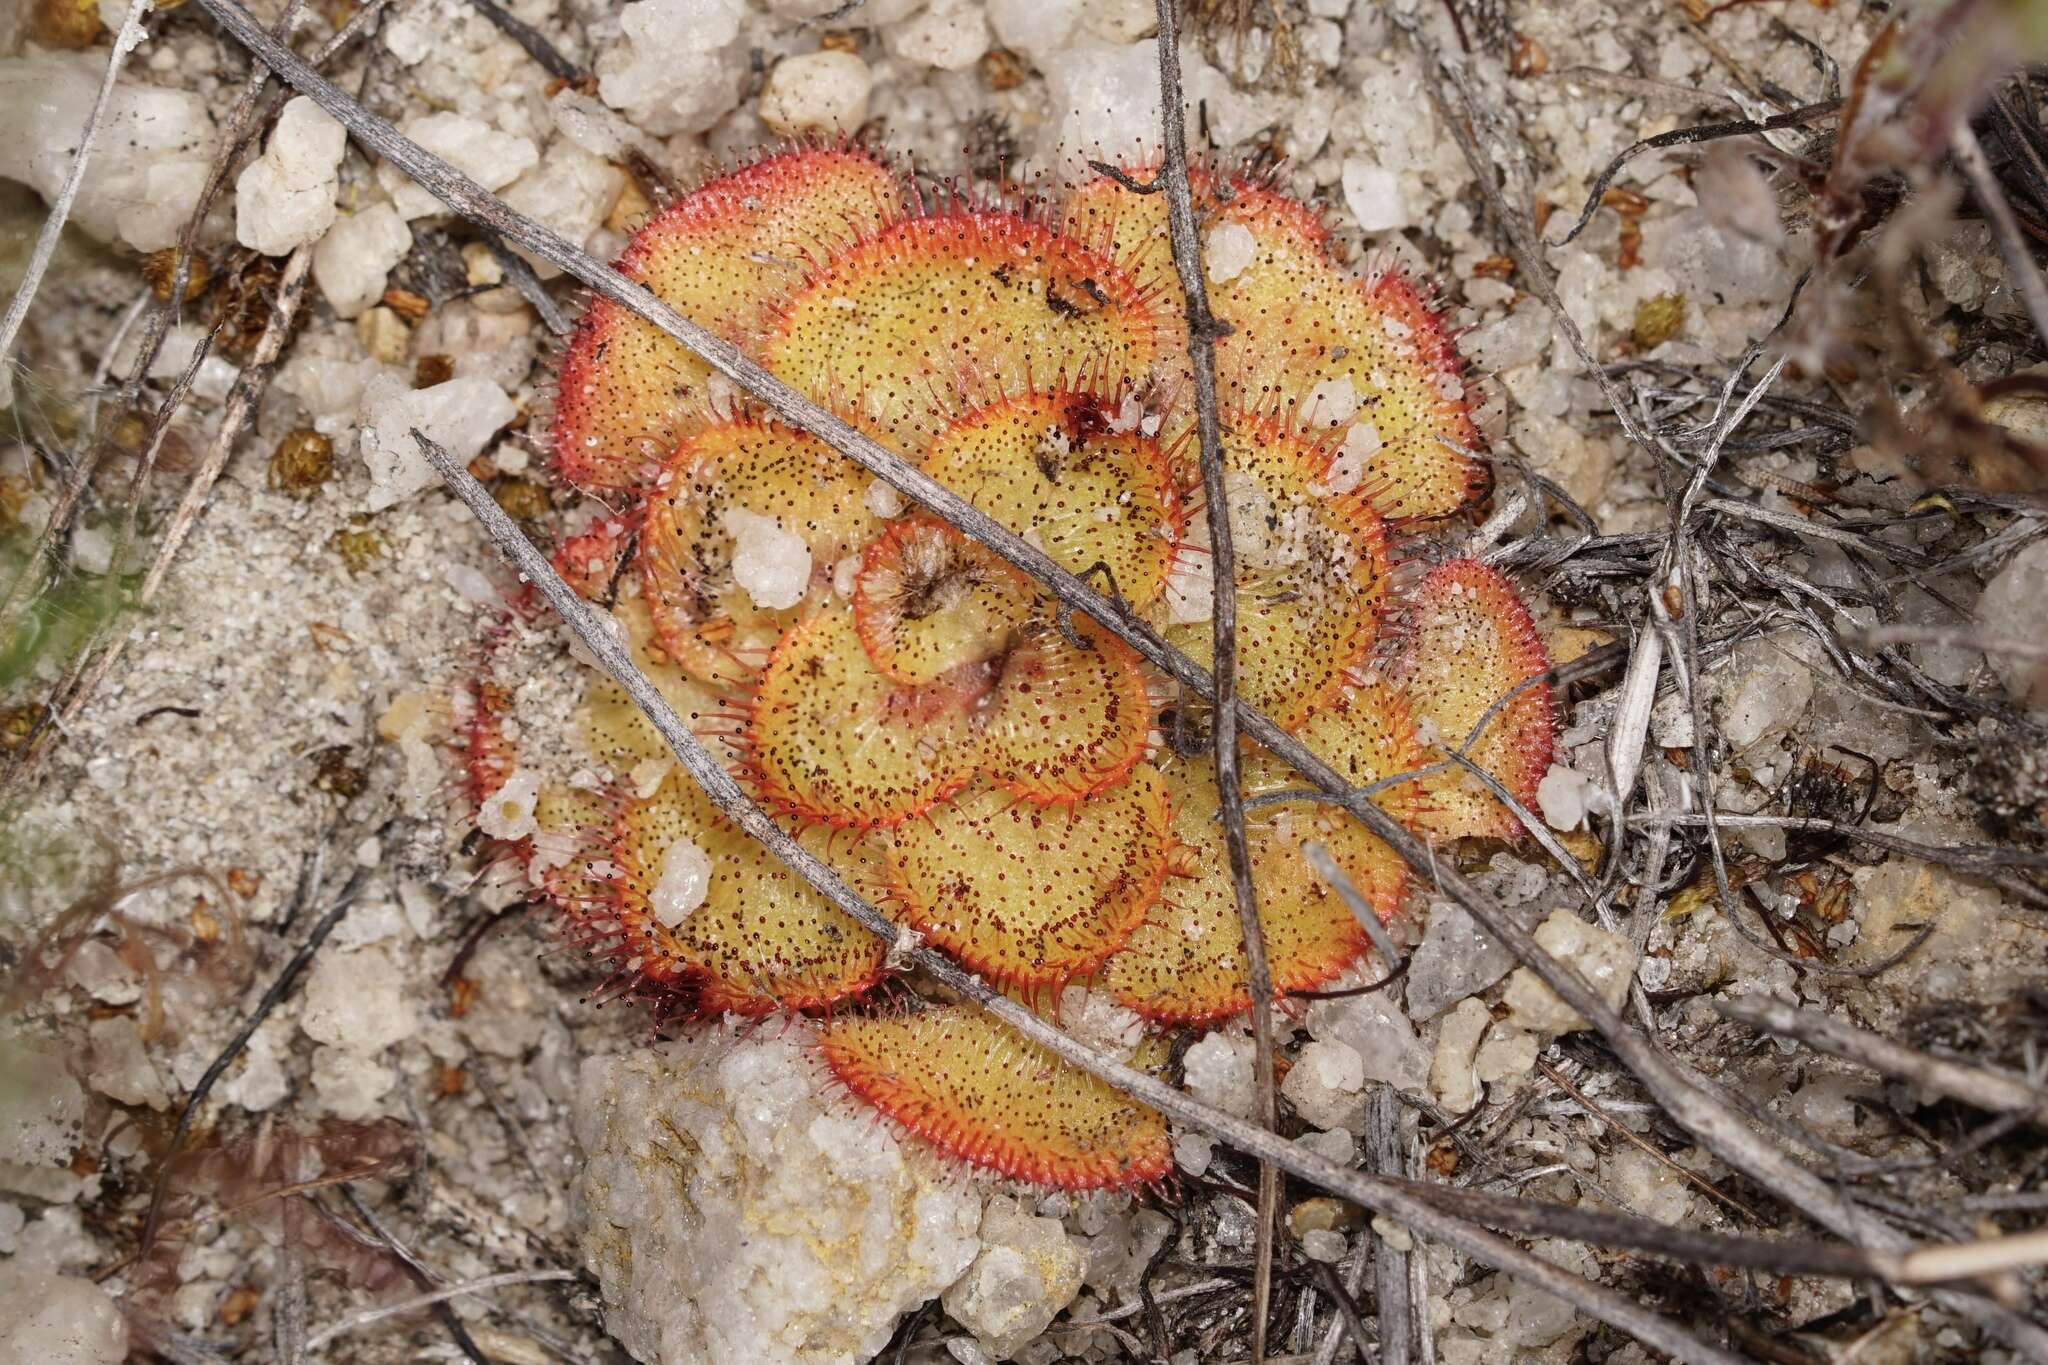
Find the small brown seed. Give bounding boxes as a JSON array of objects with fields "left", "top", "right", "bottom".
[
  {"left": 493, "top": 478, "right": 552, "bottom": 522},
  {"left": 382, "top": 286, "right": 431, "bottom": 321},
  {"left": 268, "top": 429, "right": 335, "bottom": 498},
  {"left": 979, "top": 46, "right": 1028, "bottom": 92},
  {"left": 1633, "top": 292, "right": 1686, "bottom": 351},
  {"left": 1508, "top": 33, "right": 1548, "bottom": 77},
  {"left": 140, "top": 248, "right": 212, "bottom": 303},
  {"left": 310, "top": 743, "right": 368, "bottom": 799},
  {"left": 29, "top": 0, "right": 102, "bottom": 48}
]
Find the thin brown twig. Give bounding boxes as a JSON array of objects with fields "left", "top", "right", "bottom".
[
  {"left": 463, "top": 0, "right": 580, "bottom": 82},
  {"left": 1535, "top": 1058, "right": 1763, "bottom": 1222},
  {"left": 1725, "top": 884, "right": 1938, "bottom": 980},
  {"left": 185, "top": 4, "right": 2048, "bottom": 1354},
  {"left": 1361, "top": 1087, "right": 1410, "bottom": 1365},
  {"left": 334, "top": 1185, "right": 492, "bottom": 1365},
  {"left": 1857, "top": 621, "right": 2048, "bottom": 663},
  {"left": 13, "top": 244, "right": 316, "bottom": 789},
  {"left": 301, "top": 1269, "right": 578, "bottom": 1354},
  {"left": 1954, "top": 121, "right": 2048, "bottom": 347},
  {"left": 0, "top": 0, "right": 153, "bottom": 401},
  {"left": 1548, "top": 97, "right": 1844, "bottom": 249},
  {"left": 1715, "top": 997, "right": 2048, "bottom": 1131},
  {"left": 1, "top": 297, "right": 235, "bottom": 783},
  {"left": 218, "top": 1163, "right": 407, "bottom": 1217},
  {"left": 411, "top": 428, "right": 1790, "bottom": 1365},
  {"left": 1149, "top": 3, "right": 1280, "bottom": 1358},
  {"left": 134, "top": 863, "right": 368, "bottom": 1269},
  {"left": 1309, "top": 1260, "right": 1377, "bottom": 1365}
]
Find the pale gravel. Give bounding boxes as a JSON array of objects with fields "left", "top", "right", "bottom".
[{"left": 14, "top": 1, "right": 2037, "bottom": 1362}]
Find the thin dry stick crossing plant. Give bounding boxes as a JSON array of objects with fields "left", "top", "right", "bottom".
[
  {"left": 1717, "top": 996, "right": 2048, "bottom": 1130},
  {"left": 1397, "top": 16, "right": 2048, "bottom": 1358},
  {"left": 419, "top": 428, "right": 1876, "bottom": 1365},
  {"left": 1146, "top": 0, "right": 1282, "bottom": 1354},
  {"left": 186, "top": 0, "right": 1638, "bottom": 1134},
  {"left": 179, "top": 0, "right": 2048, "bottom": 1355}
]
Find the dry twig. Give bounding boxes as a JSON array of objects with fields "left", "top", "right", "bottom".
[
  {"left": 0, "top": 0, "right": 153, "bottom": 405},
  {"left": 302, "top": 1269, "right": 578, "bottom": 1354},
  {"left": 1716, "top": 997, "right": 2048, "bottom": 1131},
  {"left": 135, "top": 860, "right": 368, "bottom": 1267},
  {"left": 178, "top": 0, "right": 2048, "bottom": 1354},
  {"left": 420, "top": 427, "right": 1789, "bottom": 1365},
  {"left": 1149, "top": 1, "right": 1283, "bottom": 1356},
  {"left": 2, "top": 244, "right": 315, "bottom": 796}
]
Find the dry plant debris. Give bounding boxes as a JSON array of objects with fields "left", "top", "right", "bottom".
[
  {"left": 6, "top": 0, "right": 2048, "bottom": 1362},
  {"left": 467, "top": 142, "right": 1555, "bottom": 1187}
]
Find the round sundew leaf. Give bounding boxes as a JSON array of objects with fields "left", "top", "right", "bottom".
[
  {"left": 817, "top": 1004, "right": 1171, "bottom": 1190},
  {"left": 1310, "top": 269, "right": 1488, "bottom": 523},
  {"left": 1245, "top": 677, "right": 1429, "bottom": 825},
  {"left": 759, "top": 210, "right": 1164, "bottom": 453},
  {"left": 578, "top": 599, "right": 736, "bottom": 771},
  {"left": 853, "top": 517, "right": 1034, "bottom": 685},
  {"left": 1165, "top": 418, "right": 1391, "bottom": 729},
  {"left": 551, "top": 146, "right": 905, "bottom": 490},
  {"left": 921, "top": 389, "right": 1182, "bottom": 608},
  {"left": 1061, "top": 164, "right": 1332, "bottom": 314},
  {"left": 611, "top": 770, "right": 886, "bottom": 1016},
  {"left": 641, "top": 416, "right": 878, "bottom": 641},
  {"left": 1392, "top": 558, "right": 1554, "bottom": 841},
  {"left": 743, "top": 604, "right": 984, "bottom": 829},
  {"left": 531, "top": 782, "right": 616, "bottom": 922},
  {"left": 579, "top": 675, "right": 728, "bottom": 773},
  {"left": 978, "top": 615, "right": 1153, "bottom": 805},
  {"left": 1061, "top": 167, "right": 1484, "bottom": 523},
  {"left": 1095, "top": 758, "right": 1369, "bottom": 1024},
  {"left": 884, "top": 767, "right": 1173, "bottom": 989},
  {"left": 1242, "top": 680, "right": 1428, "bottom": 928},
  {"left": 461, "top": 676, "right": 517, "bottom": 807}
]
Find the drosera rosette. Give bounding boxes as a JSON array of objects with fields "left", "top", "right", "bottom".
[{"left": 451, "top": 144, "right": 1557, "bottom": 1193}]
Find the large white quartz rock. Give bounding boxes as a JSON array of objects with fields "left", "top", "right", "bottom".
[
  {"left": 356, "top": 374, "right": 517, "bottom": 511},
  {"left": 885, "top": 0, "right": 991, "bottom": 70},
  {"left": 758, "top": 52, "right": 873, "bottom": 137},
  {"left": 1039, "top": 40, "right": 1245, "bottom": 171},
  {"left": 0, "top": 55, "right": 218, "bottom": 251},
  {"left": 1500, "top": 910, "right": 1634, "bottom": 1036},
  {"left": 299, "top": 944, "right": 418, "bottom": 1053},
  {"left": 941, "top": 1199, "right": 1083, "bottom": 1360},
  {"left": 0, "top": 1040, "right": 85, "bottom": 1172},
  {"left": 0, "top": 1264, "right": 127, "bottom": 1365},
  {"left": 235, "top": 96, "right": 347, "bottom": 256},
  {"left": 376, "top": 112, "right": 537, "bottom": 220},
  {"left": 501, "top": 139, "right": 624, "bottom": 280},
  {"left": 572, "top": 1026, "right": 984, "bottom": 1365},
  {"left": 595, "top": 0, "right": 747, "bottom": 137},
  {"left": 312, "top": 202, "right": 412, "bottom": 318},
  {"left": 987, "top": 0, "right": 1083, "bottom": 58}
]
